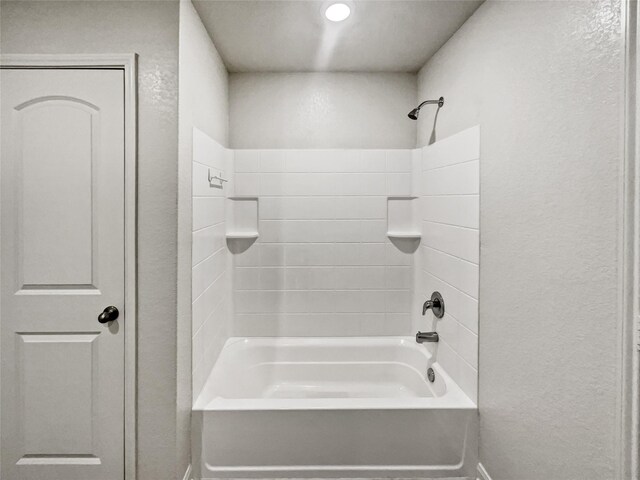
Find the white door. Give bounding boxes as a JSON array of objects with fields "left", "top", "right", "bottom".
[{"left": 1, "top": 68, "right": 125, "bottom": 480}]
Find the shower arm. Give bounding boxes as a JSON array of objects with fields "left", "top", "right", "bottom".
[{"left": 417, "top": 97, "right": 444, "bottom": 109}]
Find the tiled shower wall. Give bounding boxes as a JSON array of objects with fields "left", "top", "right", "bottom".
[
  {"left": 414, "top": 126, "right": 480, "bottom": 402},
  {"left": 231, "top": 149, "right": 416, "bottom": 336},
  {"left": 191, "top": 129, "right": 234, "bottom": 397},
  {"left": 192, "top": 129, "right": 480, "bottom": 402}
]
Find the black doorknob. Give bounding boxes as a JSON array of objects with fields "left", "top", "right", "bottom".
[{"left": 98, "top": 306, "right": 119, "bottom": 324}]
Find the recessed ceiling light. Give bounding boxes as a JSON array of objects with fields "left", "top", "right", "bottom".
[{"left": 325, "top": 3, "right": 351, "bottom": 22}]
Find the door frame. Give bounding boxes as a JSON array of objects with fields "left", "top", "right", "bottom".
[
  {"left": 0, "top": 54, "right": 138, "bottom": 480},
  {"left": 622, "top": 1, "right": 640, "bottom": 478}
]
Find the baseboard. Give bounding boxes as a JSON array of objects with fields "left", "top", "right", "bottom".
[
  {"left": 182, "top": 464, "right": 192, "bottom": 480},
  {"left": 477, "top": 462, "right": 492, "bottom": 480}
]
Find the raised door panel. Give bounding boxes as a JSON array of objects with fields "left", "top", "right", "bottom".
[
  {"left": 18, "top": 99, "right": 97, "bottom": 288},
  {"left": 18, "top": 333, "right": 99, "bottom": 456}
]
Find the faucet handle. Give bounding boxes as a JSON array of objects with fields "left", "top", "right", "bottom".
[{"left": 422, "top": 291, "right": 445, "bottom": 318}]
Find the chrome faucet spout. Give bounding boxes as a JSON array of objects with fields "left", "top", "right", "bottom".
[{"left": 416, "top": 331, "right": 439, "bottom": 343}]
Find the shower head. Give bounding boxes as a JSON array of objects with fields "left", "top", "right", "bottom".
[{"left": 408, "top": 97, "right": 444, "bottom": 120}]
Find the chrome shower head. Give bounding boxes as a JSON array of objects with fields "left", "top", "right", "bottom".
[{"left": 408, "top": 96, "right": 444, "bottom": 120}]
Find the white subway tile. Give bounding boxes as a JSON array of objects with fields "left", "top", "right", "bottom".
[
  {"left": 387, "top": 173, "right": 412, "bottom": 196},
  {"left": 259, "top": 150, "right": 285, "bottom": 172},
  {"left": 359, "top": 243, "right": 387, "bottom": 266},
  {"left": 235, "top": 290, "right": 264, "bottom": 314},
  {"left": 234, "top": 150, "right": 259, "bottom": 172},
  {"left": 260, "top": 244, "right": 286, "bottom": 266},
  {"left": 192, "top": 248, "right": 226, "bottom": 301},
  {"left": 334, "top": 151, "right": 361, "bottom": 173},
  {"left": 192, "top": 223, "right": 225, "bottom": 267},
  {"left": 192, "top": 271, "right": 227, "bottom": 332},
  {"left": 422, "top": 221, "right": 479, "bottom": 264},
  {"left": 234, "top": 173, "right": 260, "bottom": 196},
  {"left": 307, "top": 268, "right": 337, "bottom": 289},
  {"left": 359, "top": 150, "right": 387, "bottom": 172},
  {"left": 423, "top": 247, "right": 479, "bottom": 299},
  {"left": 385, "top": 290, "right": 412, "bottom": 313},
  {"left": 333, "top": 267, "right": 386, "bottom": 290},
  {"left": 232, "top": 314, "right": 281, "bottom": 337},
  {"left": 234, "top": 267, "right": 262, "bottom": 290},
  {"left": 385, "top": 266, "right": 412, "bottom": 289},
  {"left": 458, "top": 324, "right": 478, "bottom": 369},
  {"left": 436, "top": 340, "right": 460, "bottom": 383},
  {"left": 422, "top": 195, "right": 479, "bottom": 229},
  {"left": 304, "top": 291, "right": 337, "bottom": 313},
  {"left": 422, "top": 125, "right": 480, "bottom": 171},
  {"left": 436, "top": 314, "right": 460, "bottom": 351},
  {"left": 286, "top": 243, "right": 335, "bottom": 266},
  {"left": 423, "top": 160, "right": 479, "bottom": 196},
  {"left": 358, "top": 196, "right": 387, "bottom": 219},
  {"left": 260, "top": 267, "right": 286, "bottom": 290},
  {"left": 359, "top": 220, "right": 387, "bottom": 241},
  {"left": 192, "top": 197, "right": 224, "bottom": 231},
  {"left": 284, "top": 150, "right": 319, "bottom": 172},
  {"left": 333, "top": 197, "right": 361, "bottom": 219},
  {"left": 333, "top": 242, "right": 385, "bottom": 266},
  {"left": 386, "top": 150, "right": 413, "bottom": 173},
  {"left": 458, "top": 360, "right": 478, "bottom": 404}
]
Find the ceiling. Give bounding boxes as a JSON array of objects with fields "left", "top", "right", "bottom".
[{"left": 193, "top": 0, "right": 484, "bottom": 73}]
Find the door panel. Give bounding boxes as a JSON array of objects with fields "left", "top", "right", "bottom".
[
  {"left": 19, "top": 98, "right": 96, "bottom": 287},
  {"left": 19, "top": 333, "right": 99, "bottom": 454},
  {"left": 1, "top": 69, "right": 125, "bottom": 480}
]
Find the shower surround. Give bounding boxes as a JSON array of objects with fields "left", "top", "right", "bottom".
[{"left": 191, "top": 125, "right": 480, "bottom": 476}]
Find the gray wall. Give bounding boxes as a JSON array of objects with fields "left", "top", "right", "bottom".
[
  {"left": 178, "top": 1, "right": 229, "bottom": 475},
  {"left": 0, "top": 2, "right": 182, "bottom": 478},
  {"left": 417, "top": 1, "right": 625, "bottom": 478},
  {"left": 229, "top": 72, "right": 417, "bottom": 149}
]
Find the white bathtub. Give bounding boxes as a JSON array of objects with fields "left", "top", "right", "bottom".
[{"left": 192, "top": 337, "right": 477, "bottom": 479}]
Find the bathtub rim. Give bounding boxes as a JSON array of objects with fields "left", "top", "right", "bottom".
[{"left": 193, "top": 336, "right": 477, "bottom": 411}]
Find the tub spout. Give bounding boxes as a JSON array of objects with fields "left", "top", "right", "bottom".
[{"left": 416, "top": 331, "right": 439, "bottom": 343}]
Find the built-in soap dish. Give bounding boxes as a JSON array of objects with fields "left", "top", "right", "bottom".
[
  {"left": 226, "top": 197, "right": 259, "bottom": 242},
  {"left": 226, "top": 232, "right": 259, "bottom": 240},
  {"left": 387, "top": 197, "right": 420, "bottom": 241},
  {"left": 387, "top": 231, "right": 421, "bottom": 240}
]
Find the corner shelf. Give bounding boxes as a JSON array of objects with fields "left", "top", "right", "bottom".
[{"left": 387, "top": 232, "right": 421, "bottom": 240}]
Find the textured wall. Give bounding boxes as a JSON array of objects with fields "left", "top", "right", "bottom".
[
  {"left": 177, "top": 1, "right": 229, "bottom": 476},
  {"left": 229, "top": 72, "right": 417, "bottom": 149},
  {"left": 0, "top": 1, "right": 182, "bottom": 478},
  {"left": 232, "top": 149, "right": 415, "bottom": 336},
  {"left": 417, "top": 1, "right": 624, "bottom": 478}
]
